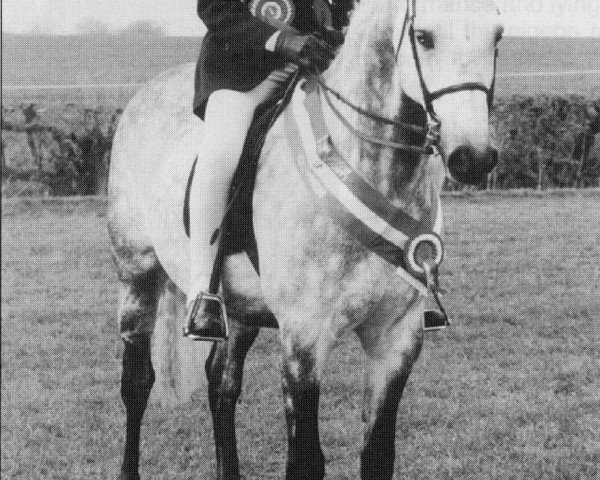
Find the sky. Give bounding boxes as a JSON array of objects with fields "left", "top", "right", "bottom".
[{"left": 2, "top": 0, "right": 600, "bottom": 37}]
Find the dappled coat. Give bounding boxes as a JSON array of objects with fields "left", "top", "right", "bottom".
[{"left": 193, "top": 0, "right": 353, "bottom": 118}]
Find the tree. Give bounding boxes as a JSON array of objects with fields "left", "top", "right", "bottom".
[{"left": 117, "top": 20, "right": 165, "bottom": 37}]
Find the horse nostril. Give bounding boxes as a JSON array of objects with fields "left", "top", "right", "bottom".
[{"left": 447, "top": 145, "right": 497, "bottom": 186}]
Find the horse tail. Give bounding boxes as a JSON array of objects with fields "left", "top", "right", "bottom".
[{"left": 150, "top": 276, "right": 210, "bottom": 406}]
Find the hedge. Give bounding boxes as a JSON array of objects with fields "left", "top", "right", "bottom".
[
  {"left": 2, "top": 97, "right": 599, "bottom": 196},
  {"left": 491, "top": 96, "right": 600, "bottom": 190},
  {"left": 2, "top": 104, "right": 120, "bottom": 196}
]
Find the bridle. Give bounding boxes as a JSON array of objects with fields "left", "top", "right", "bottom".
[
  {"left": 317, "top": 0, "right": 498, "bottom": 156},
  {"left": 403, "top": 0, "right": 497, "bottom": 120}
]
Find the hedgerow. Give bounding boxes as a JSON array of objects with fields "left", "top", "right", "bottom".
[
  {"left": 2, "top": 97, "right": 599, "bottom": 196},
  {"left": 2, "top": 104, "right": 120, "bottom": 196},
  {"left": 491, "top": 96, "right": 599, "bottom": 189}
]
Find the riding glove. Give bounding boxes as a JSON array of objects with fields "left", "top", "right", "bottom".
[
  {"left": 274, "top": 32, "right": 336, "bottom": 72},
  {"left": 314, "top": 27, "right": 345, "bottom": 50}
]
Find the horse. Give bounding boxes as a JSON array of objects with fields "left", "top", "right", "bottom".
[{"left": 108, "top": 0, "right": 503, "bottom": 478}]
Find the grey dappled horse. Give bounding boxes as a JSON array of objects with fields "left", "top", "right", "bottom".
[{"left": 108, "top": 0, "right": 503, "bottom": 478}]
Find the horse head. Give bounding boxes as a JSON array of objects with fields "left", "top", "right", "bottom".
[{"left": 394, "top": 0, "right": 504, "bottom": 185}]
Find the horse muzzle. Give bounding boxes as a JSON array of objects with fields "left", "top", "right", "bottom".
[{"left": 446, "top": 145, "right": 498, "bottom": 185}]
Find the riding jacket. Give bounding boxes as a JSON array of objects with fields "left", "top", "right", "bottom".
[{"left": 193, "top": 0, "right": 352, "bottom": 119}]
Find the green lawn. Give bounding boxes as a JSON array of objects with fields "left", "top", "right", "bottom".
[{"left": 1, "top": 193, "right": 599, "bottom": 479}]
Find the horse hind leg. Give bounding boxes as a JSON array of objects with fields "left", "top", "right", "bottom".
[
  {"left": 356, "top": 314, "right": 423, "bottom": 480},
  {"left": 205, "top": 320, "right": 260, "bottom": 480},
  {"left": 116, "top": 266, "right": 163, "bottom": 480}
]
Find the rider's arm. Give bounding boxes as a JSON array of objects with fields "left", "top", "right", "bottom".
[
  {"left": 198, "top": 0, "right": 336, "bottom": 72},
  {"left": 198, "top": 0, "right": 278, "bottom": 52}
]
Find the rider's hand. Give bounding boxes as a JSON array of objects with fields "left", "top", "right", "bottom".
[
  {"left": 274, "top": 32, "right": 336, "bottom": 72},
  {"left": 314, "top": 28, "right": 345, "bottom": 50}
]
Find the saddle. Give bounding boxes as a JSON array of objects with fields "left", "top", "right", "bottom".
[{"left": 183, "top": 69, "right": 302, "bottom": 290}]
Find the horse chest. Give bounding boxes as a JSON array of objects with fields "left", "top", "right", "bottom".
[
  {"left": 252, "top": 132, "right": 420, "bottom": 331},
  {"left": 257, "top": 208, "right": 416, "bottom": 330}
]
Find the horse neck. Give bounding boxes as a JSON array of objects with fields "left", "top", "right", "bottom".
[{"left": 321, "top": 5, "right": 440, "bottom": 217}]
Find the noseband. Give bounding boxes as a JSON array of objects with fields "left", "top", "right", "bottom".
[{"left": 318, "top": 0, "right": 498, "bottom": 155}]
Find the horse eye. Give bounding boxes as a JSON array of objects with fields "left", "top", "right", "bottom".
[{"left": 415, "top": 31, "right": 434, "bottom": 49}]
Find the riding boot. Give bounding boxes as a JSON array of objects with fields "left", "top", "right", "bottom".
[{"left": 186, "top": 71, "right": 295, "bottom": 342}]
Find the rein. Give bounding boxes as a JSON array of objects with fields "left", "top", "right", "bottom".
[
  {"left": 316, "top": 77, "right": 426, "bottom": 135},
  {"left": 316, "top": 76, "right": 436, "bottom": 155}
]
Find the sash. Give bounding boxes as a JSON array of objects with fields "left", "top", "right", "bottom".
[{"left": 285, "top": 81, "right": 444, "bottom": 295}]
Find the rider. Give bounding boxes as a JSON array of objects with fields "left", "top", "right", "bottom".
[{"left": 186, "top": 0, "right": 351, "bottom": 340}]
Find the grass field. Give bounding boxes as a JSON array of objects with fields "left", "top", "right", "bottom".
[
  {"left": 2, "top": 35, "right": 600, "bottom": 107},
  {"left": 1, "top": 192, "right": 599, "bottom": 479}
]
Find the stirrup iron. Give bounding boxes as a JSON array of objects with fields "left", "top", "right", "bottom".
[
  {"left": 183, "top": 292, "right": 229, "bottom": 341},
  {"left": 422, "top": 262, "right": 450, "bottom": 332}
]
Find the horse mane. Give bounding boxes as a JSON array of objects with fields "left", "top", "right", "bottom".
[
  {"left": 329, "top": 0, "right": 401, "bottom": 116},
  {"left": 325, "top": 0, "right": 429, "bottom": 197}
]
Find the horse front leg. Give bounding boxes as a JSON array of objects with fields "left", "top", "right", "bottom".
[
  {"left": 205, "top": 321, "right": 260, "bottom": 480},
  {"left": 356, "top": 315, "right": 423, "bottom": 480},
  {"left": 280, "top": 334, "right": 326, "bottom": 480}
]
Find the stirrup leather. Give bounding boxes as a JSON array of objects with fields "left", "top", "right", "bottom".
[
  {"left": 183, "top": 292, "right": 229, "bottom": 341},
  {"left": 422, "top": 262, "right": 451, "bottom": 332}
]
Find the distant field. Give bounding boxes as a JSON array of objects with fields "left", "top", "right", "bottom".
[
  {"left": 2, "top": 34, "right": 599, "bottom": 107},
  {"left": 2, "top": 193, "right": 599, "bottom": 479}
]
